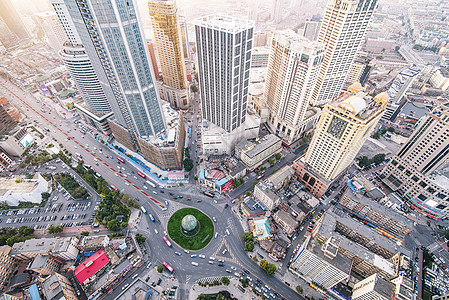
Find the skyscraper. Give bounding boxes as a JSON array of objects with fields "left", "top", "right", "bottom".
[
  {"left": 264, "top": 30, "right": 324, "bottom": 144},
  {"left": 148, "top": 0, "right": 188, "bottom": 110},
  {"left": 34, "top": 11, "right": 68, "bottom": 54},
  {"left": 194, "top": 15, "right": 254, "bottom": 133},
  {"left": 381, "top": 104, "right": 449, "bottom": 219},
  {"left": 310, "top": 0, "right": 378, "bottom": 107},
  {"left": 293, "top": 83, "right": 388, "bottom": 197},
  {"left": 52, "top": 0, "right": 111, "bottom": 114},
  {"left": 63, "top": 0, "right": 166, "bottom": 142},
  {"left": 0, "top": 0, "right": 30, "bottom": 40}
]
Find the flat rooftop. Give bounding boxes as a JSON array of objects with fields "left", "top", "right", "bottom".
[
  {"left": 11, "top": 238, "right": 58, "bottom": 256},
  {"left": 194, "top": 14, "right": 254, "bottom": 33},
  {"left": 243, "top": 134, "right": 281, "bottom": 159}
]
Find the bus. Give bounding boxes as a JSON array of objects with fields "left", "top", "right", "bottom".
[
  {"left": 137, "top": 172, "right": 146, "bottom": 179},
  {"left": 146, "top": 180, "right": 156, "bottom": 188},
  {"left": 162, "top": 261, "right": 174, "bottom": 273},
  {"left": 256, "top": 173, "right": 265, "bottom": 180},
  {"left": 95, "top": 172, "right": 102, "bottom": 178},
  {"left": 149, "top": 214, "right": 155, "bottom": 222},
  {"left": 162, "top": 236, "right": 172, "bottom": 247},
  {"left": 203, "top": 191, "right": 215, "bottom": 198},
  {"left": 117, "top": 157, "right": 125, "bottom": 163},
  {"left": 110, "top": 185, "right": 118, "bottom": 191},
  {"left": 140, "top": 206, "right": 147, "bottom": 214}
]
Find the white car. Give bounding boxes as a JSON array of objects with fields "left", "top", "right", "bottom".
[
  {"left": 125, "top": 182, "right": 130, "bottom": 186},
  {"left": 154, "top": 229, "right": 158, "bottom": 234},
  {"left": 143, "top": 185, "right": 148, "bottom": 189},
  {"left": 191, "top": 262, "right": 199, "bottom": 266}
]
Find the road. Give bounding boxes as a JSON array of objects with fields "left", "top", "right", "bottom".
[{"left": 1, "top": 79, "right": 304, "bottom": 300}]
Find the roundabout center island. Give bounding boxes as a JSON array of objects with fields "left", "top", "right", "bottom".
[{"left": 167, "top": 208, "right": 214, "bottom": 251}]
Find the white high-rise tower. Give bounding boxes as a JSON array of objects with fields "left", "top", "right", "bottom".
[
  {"left": 194, "top": 15, "right": 254, "bottom": 133},
  {"left": 264, "top": 30, "right": 324, "bottom": 144},
  {"left": 310, "top": 0, "right": 378, "bottom": 107}
]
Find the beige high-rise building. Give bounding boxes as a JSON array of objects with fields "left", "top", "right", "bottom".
[
  {"left": 264, "top": 30, "right": 324, "bottom": 145},
  {"left": 293, "top": 83, "right": 388, "bottom": 197},
  {"left": 381, "top": 105, "right": 449, "bottom": 219},
  {"left": 310, "top": 0, "right": 378, "bottom": 107},
  {"left": 149, "top": 0, "right": 188, "bottom": 110}
]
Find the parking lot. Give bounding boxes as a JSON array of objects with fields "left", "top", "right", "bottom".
[{"left": 0, "top": 161, "right": 100, "bottom": 230}]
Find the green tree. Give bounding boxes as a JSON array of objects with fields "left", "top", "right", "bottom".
[
  {"left": 296, "top": 286, "right": 303, "bottom": 294},
  {"left": 275, "top": 153, "right": 282, "bottom": 160},
  {"left": 18, "top": 226, "right": 34, "bottom": 236},
  {"left": 135, "top": 233, "right": 146, "bottom": 244},
  {"left": 221, "top": 277, "right": 230, "bottom": 285},
  {"left": 260, "top": 259, "right": 268, "bottom": 270},
  {"left": 107, "top": 219, "right": 120, "bottom": 231},
  {"left": 213, "top": 280, "right": 219, "bottom": 286},
  {"left": 245, "top": 191, "right": 251, "bottom": 197},
  {"left": 183, "top": 158, "right": 194, "bottom": 172},
  {"left": 242, "top": 232, "right": 254, "bottom": 243},
  {"left": 265, "top": 263, "right": 277, "bottom": 275},
  {"left": 357, "top": 156, "right": 371, "bottom": 168},
  {"left": 48, "top": 225, "right": 63, "bottom": 234},
  {"left": 245, "top": 240, "right": 254, "bottom": 252},
  {"left": 157, "top": 265, "right": 164, "bottom": 273},
  {"left": 240, "top": 278, "right": 249, "bottom": 288},
  {"left": 372, "top": 153, "right": 386, "bottom": 165},
  {"left": 268, "top": 158, "right": 275, "bottom": 165},
  {"left": 80, "top": 231, "right": 89, "bottom": 236},
  {"left": 41, "top": 192, "right": 50, "bottom": 201}
]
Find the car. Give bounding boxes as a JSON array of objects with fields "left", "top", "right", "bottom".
[
  {"left": 191, "top": 254, "right": 197, "bottom": 258},
  {"left": 191, "top": 262, "right": 199, "bottom": 266},
  {"left": 226, "top": 269, "right": 232, "bottom": 273},
  {"left": 231, "top": 266, "right": 237, "bottom": 271},
  {"left": 212, "top": 217, "right": 217, "bottom": 223},
  {"left": 143, "top": 186, "right": 148, "bottom": 189},
  {"left": 175, "top": 251, "right": 181, "bottom": 256},
  {"left": 187, "top": 198, "right": 191, "bottom": 201},
  {"left": 147, "top": 262, "right": 152, "bottom": 268},
  {"left": 199, "top": 254, "right": 206, "bottom": 259},
  {"left": 184, "top": 249, "right": 190, "bottom": 254}
]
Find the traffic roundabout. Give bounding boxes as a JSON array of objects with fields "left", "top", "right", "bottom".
[{"left": 167, "top": 207, "right": 214, "bottom": 250}]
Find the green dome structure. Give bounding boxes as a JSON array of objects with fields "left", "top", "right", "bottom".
[{"left": 181, "top": 214, "right": 198, "bottom": 232}]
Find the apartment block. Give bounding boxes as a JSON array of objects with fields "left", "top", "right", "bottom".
[
  {"left": 0, "top": 246, "right": 17, "bottom": 291},
  {"left": 253, "top": 182, "right": 280, "bottom": 211}
]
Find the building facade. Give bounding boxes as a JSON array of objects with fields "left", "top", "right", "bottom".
[
  {"left": 149, "top": 0, "right": 189, "bottom": 110},
  {"left": 352, "top": 273, "right": 395, "bottom": 300},
  {"left": 264, "top": 30, "right": 324, "bottom": 144},
  {"left": 381, "top": 104, "right": 449, "bottom": 218},
  {"left": 195, "top": 15, "right": 254, "bottom": 133},
  {"left": 0, "top": 0, "right": 30, "bottom": 40},
  {"left": 64, "top": 0, "right": 166, "bottom": 144},
  {"left": 253, "top": 182, "right": 280, "bottom": 211},
  {"left": 0, "top": 246, "right": 17, "bottom": 291},
  {"left": 310, "top": 0, "right": 378, "bottom": 106},
  {"left": 41, "top": 273, "right": 78, "bottom": 300},
  {"left": 239, "top": 134, "right": 282, "bottom": 170},
  {"left": 297, "top": 85, "right": 388, "bottom": 192}
]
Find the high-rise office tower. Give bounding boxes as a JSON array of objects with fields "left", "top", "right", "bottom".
[
  {"left": 51, "top": 0, "right": 111, "bottom": 115},
  {"left": 34, "top": 11, "right": 68, "bottom": 54},
  {"left": 293, "top": 84, "right": 388, "bottom": 197},
  {"left": 381, "top": 105, "right": 449, "bottom": 219},
  {"left": 0, "top": 0, "right": 30, "bottom": 40},
  {"left": 63, "top": 0, "right": 165, "bottom": 141},
  {"left": 194, "top": 15, "right": 254, "bottom": 133},
  {"left": 264, "top": 30, "right": 324, "bottom": 145},
  {"left": 148, "top": 0, "right": 188, "bottom": 110},
  {"left": 0, "top": 102, "right": 17, "bottom": 136},
  {"left": 310, "top": 0, "right": 378, "bottom": 107},
  {"left": 271, "top": 0, "right": 282, "bottom": 24}
]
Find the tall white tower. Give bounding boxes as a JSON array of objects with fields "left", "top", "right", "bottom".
[
  {"left": 194, "top": 15, "right": 254, "bottom": 133},
  {"left": 310, "top": 0, "right": 378, "bottom": 107},
  {"left": 51, "top": 0, "right": 110, "bottom": 114},
  {"left": 264, "top": 30, "right": 324, "bottom": 144}
]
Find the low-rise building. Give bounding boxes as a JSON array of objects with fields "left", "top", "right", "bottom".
[
  {"left": 0, "top": 245, "right": 17, "bottom": 291},
  {"left": 253, "top": 182, "right": 280, "bottom": 211},
  {"left": 263, "top": 165, "right": 294, "bottom": 191},
  {"left": 10, "top": 237, "right": 79, "bottom": 261},
  {"left": 77, "top": 235, "right": 110, "bottom": 252},
  {"left": 0, "top": 173, "right": 49, "bottom": 206},
  {"left": 248, "top": 217, "right": 272, "bottom": 241},
  {"left": 0, "top": 127, "right": 31, "bottom": 157},
  {"left": 75, "top": 249, "right": 110, "bottom": 285},
  {"left": 29, "top": 254, "right": 61, "bottom": 275},
  {"left": 240, "top": 134, "right": 282, "bottom": 170},
  {"left": 41, "top": 273, "right": 78, "bottom": 300},
  {"left": 352, "top": 273, "right": 395, "bottom": 300},
  {"left": 273, "top": 209, "right": 298, "bottom": 236},
  {"left": 0, "top": 150, "right": 12, "bottom": 173},
  {"left": 240, "top": 197, "right": 267, "bottom": 217},
  {"left": 289, "top": 237, "right": 352, "bottom": 290}
]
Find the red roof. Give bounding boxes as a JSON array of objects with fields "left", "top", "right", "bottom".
[{"left": 75, "top": 249, "right": 110, "bottom": 284}]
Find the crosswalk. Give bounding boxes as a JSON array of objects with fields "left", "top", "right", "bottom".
[{"left": 196, "top": 275, "right": 233, "bottom": 285}]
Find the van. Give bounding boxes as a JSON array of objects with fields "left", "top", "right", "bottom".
[
  {"left": 152, "top": 191, "right": 158, "bottom": 195},
  {"left": 132, "top": 273, "right": 139, "bottom": 279}
]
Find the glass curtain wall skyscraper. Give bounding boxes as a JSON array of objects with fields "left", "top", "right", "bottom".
[
  {"left": 310, "top": 0, "right": 378, "bottom": 107},
  {"left": 64, "top": 0, "right": 165, "bottom": 143}
]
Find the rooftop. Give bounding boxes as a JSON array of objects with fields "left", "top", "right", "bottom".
[
  {"left": 30, "top": 255, "right": 51, "bottom": 270},
  {"left": 41, "top": 274, "right": 64, "bottom": 300},
  {"left": 194, "top": 14, "right": 254, "bottom": 33},
  {"left": 252, "top": 217, "right": 272, "bottom": 240},
  {"left": 266, "top": 165, "right": 294, "bottom": 188},
  {"left": 75, "top": 249, "right": 110, "bottom": 284},
  {"left": 11, "top": 237, "right": 58, "bottom": 256},
  {"left": 274, "top": 209, "right": 298, "bottom": 228},
  {"left": 306, "top": 241, "right": 352, "bottom": 275},
  {"left": 242, "top": 197, "right": 267, "bottom": 215},
  {"left": 399, "top": 101, "right": 429, "bottom": 120},
  {"left": 319, "top": 210, "right": 411, "bottom": 257},
  {"left": 242, "top": 134, "right": 281, "bottom": 159}
]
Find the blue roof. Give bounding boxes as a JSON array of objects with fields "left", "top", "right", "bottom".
[
  {"left": 199, "top": 169, "right": 205, "bottom": 180},
  {"left": 215, "top": 178, "right": 228, "bottom": 187},
  {"left": 347, "top": 180, "right": 357, "bottom": 191},
  {"left": 28, "top": 284, "right": 41, "bottom": 300}
]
